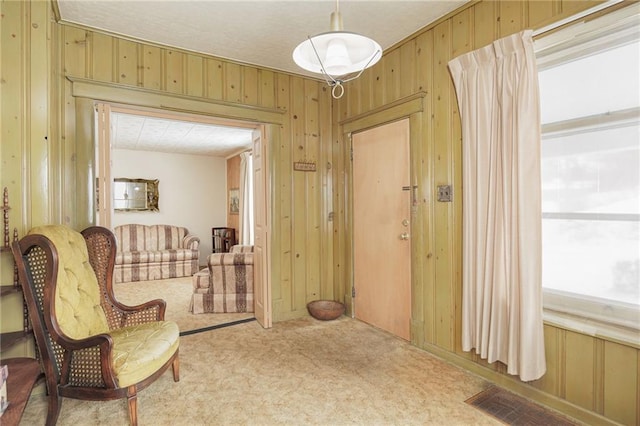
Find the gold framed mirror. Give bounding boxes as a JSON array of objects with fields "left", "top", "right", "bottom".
[{"left": 113, "top": 178, "right": 159, "bottom": 211}]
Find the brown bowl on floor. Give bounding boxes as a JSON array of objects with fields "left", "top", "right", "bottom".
[{"left": 307, "top": 300, "right": 345, "bottom": 321}]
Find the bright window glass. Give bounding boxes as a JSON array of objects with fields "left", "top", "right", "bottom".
[
  {"left": 537, "top": 8, "right": 640, "bottom": 327},
  {"left": 538, "top": 41, "right": 640, "bottom": 123}
]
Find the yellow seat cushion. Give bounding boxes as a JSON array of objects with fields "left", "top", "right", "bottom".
[{"left": 110, "top": 321, "right": 180, "bottom": 387}]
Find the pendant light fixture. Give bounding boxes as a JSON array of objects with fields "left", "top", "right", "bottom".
[{"left": 292, "top": 0, "right": 382, "bottom": 99}]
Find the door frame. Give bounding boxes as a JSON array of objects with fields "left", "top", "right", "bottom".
[
  {"left": 70, "top": 77, "right": 282, "bottom": 328},
  {"left": 340, "top": 93, "right": 426, "bottom": 342}
]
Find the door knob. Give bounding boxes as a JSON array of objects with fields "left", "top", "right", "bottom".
[{"left": 399, "top": 233, "right": 410, "bottom": 240}]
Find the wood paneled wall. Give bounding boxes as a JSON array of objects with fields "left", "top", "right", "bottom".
[
  {"left": 0, "top": 0, "right": 334, "bottom": 351},
  {"left": 331, "top": 1, "right": 639, "bottom": 425},
  {"left": 227, "top": 155, "right": 240, "bottom": 233}
]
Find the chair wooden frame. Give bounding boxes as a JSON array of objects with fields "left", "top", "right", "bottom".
[{"left": 12, "top": 226, "right": 180, "bottom": 426}]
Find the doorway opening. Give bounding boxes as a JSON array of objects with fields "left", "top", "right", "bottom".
[{"left": 94, "top": 103, "right": 271, "bottom": 328}]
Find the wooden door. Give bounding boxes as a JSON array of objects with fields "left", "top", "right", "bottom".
[
  {"left": 352, "top": 119, "right": 411, "bottom": 340},
  {"left": 253, "top": 127, "right": 272, "bottom": 328}
]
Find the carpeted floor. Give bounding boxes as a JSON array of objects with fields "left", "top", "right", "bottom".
[
  {"left": 113, "top": 276, "right": 255, "bottom": 332},
  {"left": 18, "top": 278, "right": 576, "bottom": 426}
]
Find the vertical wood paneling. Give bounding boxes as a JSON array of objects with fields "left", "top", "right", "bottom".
[
  {"left": 528, "top": 0, "right": 558, "bottom": 28},
  {"left": 186, "top": 55, "right": 204, "bottom": 97},
  {"left": 258, "top": 69, "right": 275, "bottom": 108},
  {"left": 360, "top": 67, "right": 373, "bottom": 113},
  {"left": 90, "top": 32, "right": 113, "bottom": 82},
  {"left": 399, "top": 40, "right": 416, "bottom": 98},
  {"left": 164, "top": 50, "right": 184, "bottom": 94},
  {"left": 318, "top": 85, "right": 334, "bottom": 300},
  {"left": 371, "top": 61, "right": 385, "bottom": 110},
  {"left": 142, "top": 46, "right": 162, "bottom": 90},
  {"left": 604, "top": 341, "right": 638, "bottom": 425},
  {"left": 498, "top": 1, "right": 525, "bottom": 38},
  {"left": 473, "top": 1, "right": 497, "bottom": 48},
  {"left": 29, "top": 2, "right": 50, "bottom": 226},
  {"left": 409, "top": 111, "right": 425, "bottom": 347},
  {"left": 415, "top": 30, "right": 436, "bottom": 345},
  {"left": 532, "top": 325, "right": 561, "bottom": 395},
  {"left": 1, "top": 0, "right": 26, "bottom": 241},
  {"left": 64, "top": 27, "right": 87, "bottom": 78},
  {"left": 347, "top": 71, "right": 362, "bottom": 117},
  {"left": 384, "top": 48, "right": 401, "bottom": 103},
  {"left": 304, "top": 80, "right": 321, "bottom": 301},
  {"left": 226, "top": 155, "right": 240, "bottom": 233},
  {"left": 116, "top": 39, "right": 138, "bottom": 86},
  {"left": 594, "top": 338, "right": 606, "bottom": 414},
  {"left": 565, "top": 331, "right": 595, "bottom": 411},
  {"left": 291, "top": 76, "right": 307, "bottom": 311},
  {"left": 450, "top": 7, "right": 470, "bottom": 355},
  {"left": 205, "top": 58, "right": 224, "bottom": 100},
  {"left": 275, "top": 73, "right": 292, "bottom": 309},
  {"left": 432, "top": 19, "right": 454, "bottom": 351},
  {"left": 331, "top": 91, "right": 349, "bottom": 307},
  {"left": 452, "top": 8, "right": 472, "bottom": 59},
  {"left": 243, "top": 66, "right": 258, "bottom": 105},
  {"left": 224, "top": 62, "right": 242, "bottom": 103},
  {"left": 561, "top": 0, "right": 600, "bottom": 15},
  {"left": 62, "top": 81, "right": 77, "bottom": 227}
]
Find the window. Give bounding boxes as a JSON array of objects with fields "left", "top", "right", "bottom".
[{"left": 536, "top": 4, "right": 640, "bottom": 339}]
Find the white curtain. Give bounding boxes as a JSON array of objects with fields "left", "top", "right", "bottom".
[
  {"left": 239, "top": 151, "right": 254, "bottom": 245},
  {"left": 448, "top": 30, "right": 546, "bottom": 382}
]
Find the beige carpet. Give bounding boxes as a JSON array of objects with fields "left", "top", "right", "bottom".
[
  {"left": 19, "top": 309, "right": 509, "bottom": 425},
  {"left": 112, "top": 276, "right": 255, "bottom": 332}
]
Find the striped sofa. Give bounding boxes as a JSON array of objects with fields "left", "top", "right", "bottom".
[{"left": 113, "top": 224, "right": 200, "bottom": 283}]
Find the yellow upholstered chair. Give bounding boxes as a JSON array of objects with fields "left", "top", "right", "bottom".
[{"left": 12, "top": 225, "right": 180, "bottom": 426}]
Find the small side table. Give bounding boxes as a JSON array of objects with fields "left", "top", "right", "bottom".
[
  {"left": 1, "top": 358, "right": 44, "bottom": 426},
  {"left": 212, "top": 228, "right": 235, "bottom": 253}
]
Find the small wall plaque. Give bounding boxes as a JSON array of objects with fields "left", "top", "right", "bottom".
[{"left": 293, "top": 161, "right": 317, "bottom": 172}]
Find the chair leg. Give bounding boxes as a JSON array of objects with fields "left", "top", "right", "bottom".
[
  {"left": 172, "top": 355, "right": 180, "bottom": 382},
  {"left": 126, "top": 386, "right": 138, "bottom": 426},
  {"left": 45, "top": 390, "right": 61, "bottom": 426}
]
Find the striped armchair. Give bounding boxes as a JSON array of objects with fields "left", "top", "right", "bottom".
[
  {"left": 191, "top": 245, "right": 254, "bottom": 314},
  {"left": 113, "top": 224, "right": 200, "bottom": 283}
]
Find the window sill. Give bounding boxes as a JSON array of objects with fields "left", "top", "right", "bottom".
[{"left": 543, "top": 309, "right": 640, "bottom": 349}]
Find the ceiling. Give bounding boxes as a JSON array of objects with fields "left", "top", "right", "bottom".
[
  {"left": 111, "top": 112, "right": 255, "bottom": 157},
  {"left": 58, "top": 0, "right": 468, "bottom": 156}
]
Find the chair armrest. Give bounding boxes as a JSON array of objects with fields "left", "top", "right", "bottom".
[
  {"left": 123, "top": 299, "right": 167, "bottom": 325},
  {"left": 107, "top": 298, "right": 167, "bottom": 327},
  {"left": 208, "top": 252, "right": 253, "bottom": 267},
  {"left": 55, "top": 333, "right": 118, "bottom": 388},
  {"left": 183, "top": 234, "right": 200, "bottom": 250}
]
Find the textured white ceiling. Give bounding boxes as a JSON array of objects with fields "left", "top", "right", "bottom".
[
  {"left": 111, "top": 112, "right": 254, "bottom": 157},
  {"left": 58, "top": 0, "right": 468, "bottom": 156}
]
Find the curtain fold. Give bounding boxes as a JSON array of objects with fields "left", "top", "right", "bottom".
[
  {"left": 448, "top": 30, "right": 546, "bottom": 382},
  {"left": 239, "top": 152, "right": 254, "bottom": 245}
]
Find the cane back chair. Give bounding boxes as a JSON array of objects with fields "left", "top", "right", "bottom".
[{"left": 12, "top": 225, "right": 180, "bottom": 426}]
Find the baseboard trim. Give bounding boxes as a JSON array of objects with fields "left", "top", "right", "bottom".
[{"left": 419, "top": 342, "right": 618, "bottom": 426}]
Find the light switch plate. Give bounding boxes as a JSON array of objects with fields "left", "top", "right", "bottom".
[{"left": 437, "top": 185, "right": 452, "bottom": 202}]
